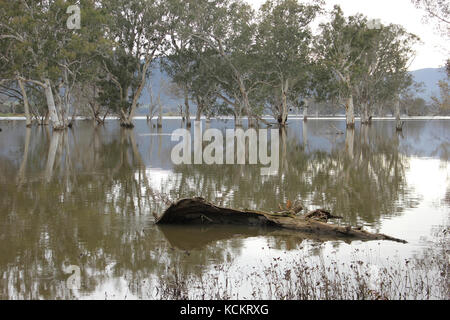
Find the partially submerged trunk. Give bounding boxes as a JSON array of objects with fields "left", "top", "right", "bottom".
[
  {"left": 120, "top": 109, "right": 134, "bottom": 128},
  {"left": 88, "top": 86, "right": 107, "bottom": 125},
  {"left": 361, "top": 103, "right": 369, "bottom": 125},
  {"left": 345, "top": 95, "right": 355, "bottom": 128},
  {"left": 184, "top": 88, "right": 191, "bottom": 127},
  {"left": 17, "top": 79, "right": 32, "bottom": 127},
  {"left": 155, "top": 198, "right": 407, "bottom": 243},
  {"left": 234, "top": 110, "right": 243, "bottom": 127},
  {"left": 195, "top": 96, "right": 204, "bottom": 122},
  {"left": 92, "top": 108, "right": 108, "bottom": 126},
  {"left": 43, "top": 79, "right": 65, "bottom": 130},
  {"left": 42, "top": 110, "right": 50, "bottom": 126},
  {"left": 279, "top": 79, "right": 289, "bottom": 126},
  {"left": 157, "top": 103, "right": 163, "bottom": 128},
  {"left": 394, "top": 98, "right": 403, "bottom": 131},
  {"left": 35, "top": 110, "right": 50, "bottom": 126},
  {"left": 302, "top": 98, "right": 309, "bottom": 122},
  {"left": 120, "top": 52, "right": 155, "bottom": 128}
]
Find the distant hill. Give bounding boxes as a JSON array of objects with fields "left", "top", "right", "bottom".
[
  {"left": 410, "top": 67, "right": 447, "bottom": 102},
  {"left": 136, "top": 64, "right": 449, "bottom": 115}
]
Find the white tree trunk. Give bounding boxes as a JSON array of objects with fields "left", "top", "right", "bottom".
[
  {"left": 18, "top": 79, "right": 32, "bottom": 127},
  {"left": 280, "top": 79, "right": 289, "bottom": 126},
  {"left": 361, "top": 103, "right": 369, "bottom": 125},
  {"left": 44, "top": 79, "right": 64, "bottom": 129},
  {"left": 235, "top": 112, "right": 242, "bottom": 127},
  {"left": 122, "top": 56, "right": 152, "bottom": 128},
  {"left": 395, "top": 98, "right": 403, "bottom": 131},
  {"left": 345, "top": 95, "right": 355, "bottom": 128}
]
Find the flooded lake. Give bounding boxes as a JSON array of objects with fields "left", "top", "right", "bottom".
[{"left": 0, "top": 119, "right": 448, "bottom": 299}]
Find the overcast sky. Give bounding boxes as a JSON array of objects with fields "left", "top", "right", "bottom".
[{"left": 248, "top": 0, "right": 449, "bottom": 71}]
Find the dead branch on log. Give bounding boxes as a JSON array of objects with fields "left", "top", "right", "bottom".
[{"left": 304, "top": 209, "right": 343, "bottom": 222}]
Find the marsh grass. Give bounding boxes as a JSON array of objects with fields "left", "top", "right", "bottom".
[{"left": 151, "top": 230, "right": 449, "bottom": 300}]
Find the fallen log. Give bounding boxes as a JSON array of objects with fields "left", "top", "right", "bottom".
[{"left": 155, "top": 198, "right": 407, "bottom": 243}]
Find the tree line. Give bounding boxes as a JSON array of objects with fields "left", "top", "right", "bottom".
[{"left": 0, "top": 0, "right": 431, "bottom": 130}]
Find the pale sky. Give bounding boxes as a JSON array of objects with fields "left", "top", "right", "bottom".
[{"left": 248, "top": 0, "right": 449, "bottom": 71}]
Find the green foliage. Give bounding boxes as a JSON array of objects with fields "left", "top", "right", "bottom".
[
  {"left": 253, "top": 0, "right": 320, "bottom": 118},
  {"left": 314, "top": 5, "right": 418, "bottom": 117}
]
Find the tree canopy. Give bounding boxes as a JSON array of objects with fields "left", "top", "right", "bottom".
[{"left": 0, "top": 0, "right": 422, "bottom": 129}]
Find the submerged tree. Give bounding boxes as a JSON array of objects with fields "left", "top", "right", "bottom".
[
  {"left": 98, "top": 0, "right": 170, "bottom": 128},
  {"left": 354, "top": 24, "right": 418, "bottom": 125},
  {"left": 254, "top": 0, "right": 320, "bottom": 126},
  {"left": 180, "top": 0, "right": 260, "bottom": 125},
  {"left": 314, "top": 6, "right": 370, "bottom": 128},
  {"left": 0, "top": 0, "right": 107, "bottom": 129},
  {"left": 315, "top": 6, "right": 418, "bottom": 129}
]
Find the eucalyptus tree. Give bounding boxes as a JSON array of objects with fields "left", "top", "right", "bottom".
[
  {"left": 99, "top": 0, "right": 170, "bottom": 128},
  {"left": 180, "top": 0, "right": 260, "bottom": 125},
  {"left": 0, "top": 0, "right": 108, "bottom": 129},
  {"left": 185, "top": 48, "right": 223, "bottom": 121},
  {"left": 0, "top": 0, "right": 62, "bottom": 127},
  {"left": 161, "top": 20, "right": 220, "bottom": 123},
  {"left": 161, "top": 47, "right": 194, "bottom": 124},
  {"left": 353, "top": 24, "right": 418, "bottom": 125},
  {"left": 253, "top": 0, "right": 321, "bottom": 126},
  {"left": 314, "top": 6, "right": 372, "bottom": 128},
  {"left": 161, "top": 0, "right": 197, "bottom": 125}
]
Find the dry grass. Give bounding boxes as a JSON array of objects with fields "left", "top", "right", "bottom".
[{"left": 151, "top": 229, "right": 449, "bottom": 300}]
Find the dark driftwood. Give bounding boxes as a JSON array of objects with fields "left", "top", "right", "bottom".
[{"left": 155, "top": 198, "right": 407, "bottom": 243}]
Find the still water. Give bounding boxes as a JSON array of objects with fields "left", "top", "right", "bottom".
[{"left": 0, "top": 119, "right": 448, "bottom": 299}]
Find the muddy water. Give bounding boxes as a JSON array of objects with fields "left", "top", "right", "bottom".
[{"left": 0, "top": 119, "right": 448, "bottom": 299}]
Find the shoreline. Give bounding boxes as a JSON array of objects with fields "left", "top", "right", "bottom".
[{"left": 1, "top": 116, "right": 450, "bottom": 121}]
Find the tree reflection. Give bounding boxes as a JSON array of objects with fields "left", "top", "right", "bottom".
[
  {"left": 171, "top": 123, "right": 415, "bottom": 230},
  {"left": 0, "top": 123, "right": 242, "bottom": 299}
]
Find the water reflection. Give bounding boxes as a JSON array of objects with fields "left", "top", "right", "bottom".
[
  {"left": 172, "top": 124, "right": 416, "bottom": 229},
  {"left": 0, "top": 119, "right": 448, "bottom": 299}
]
